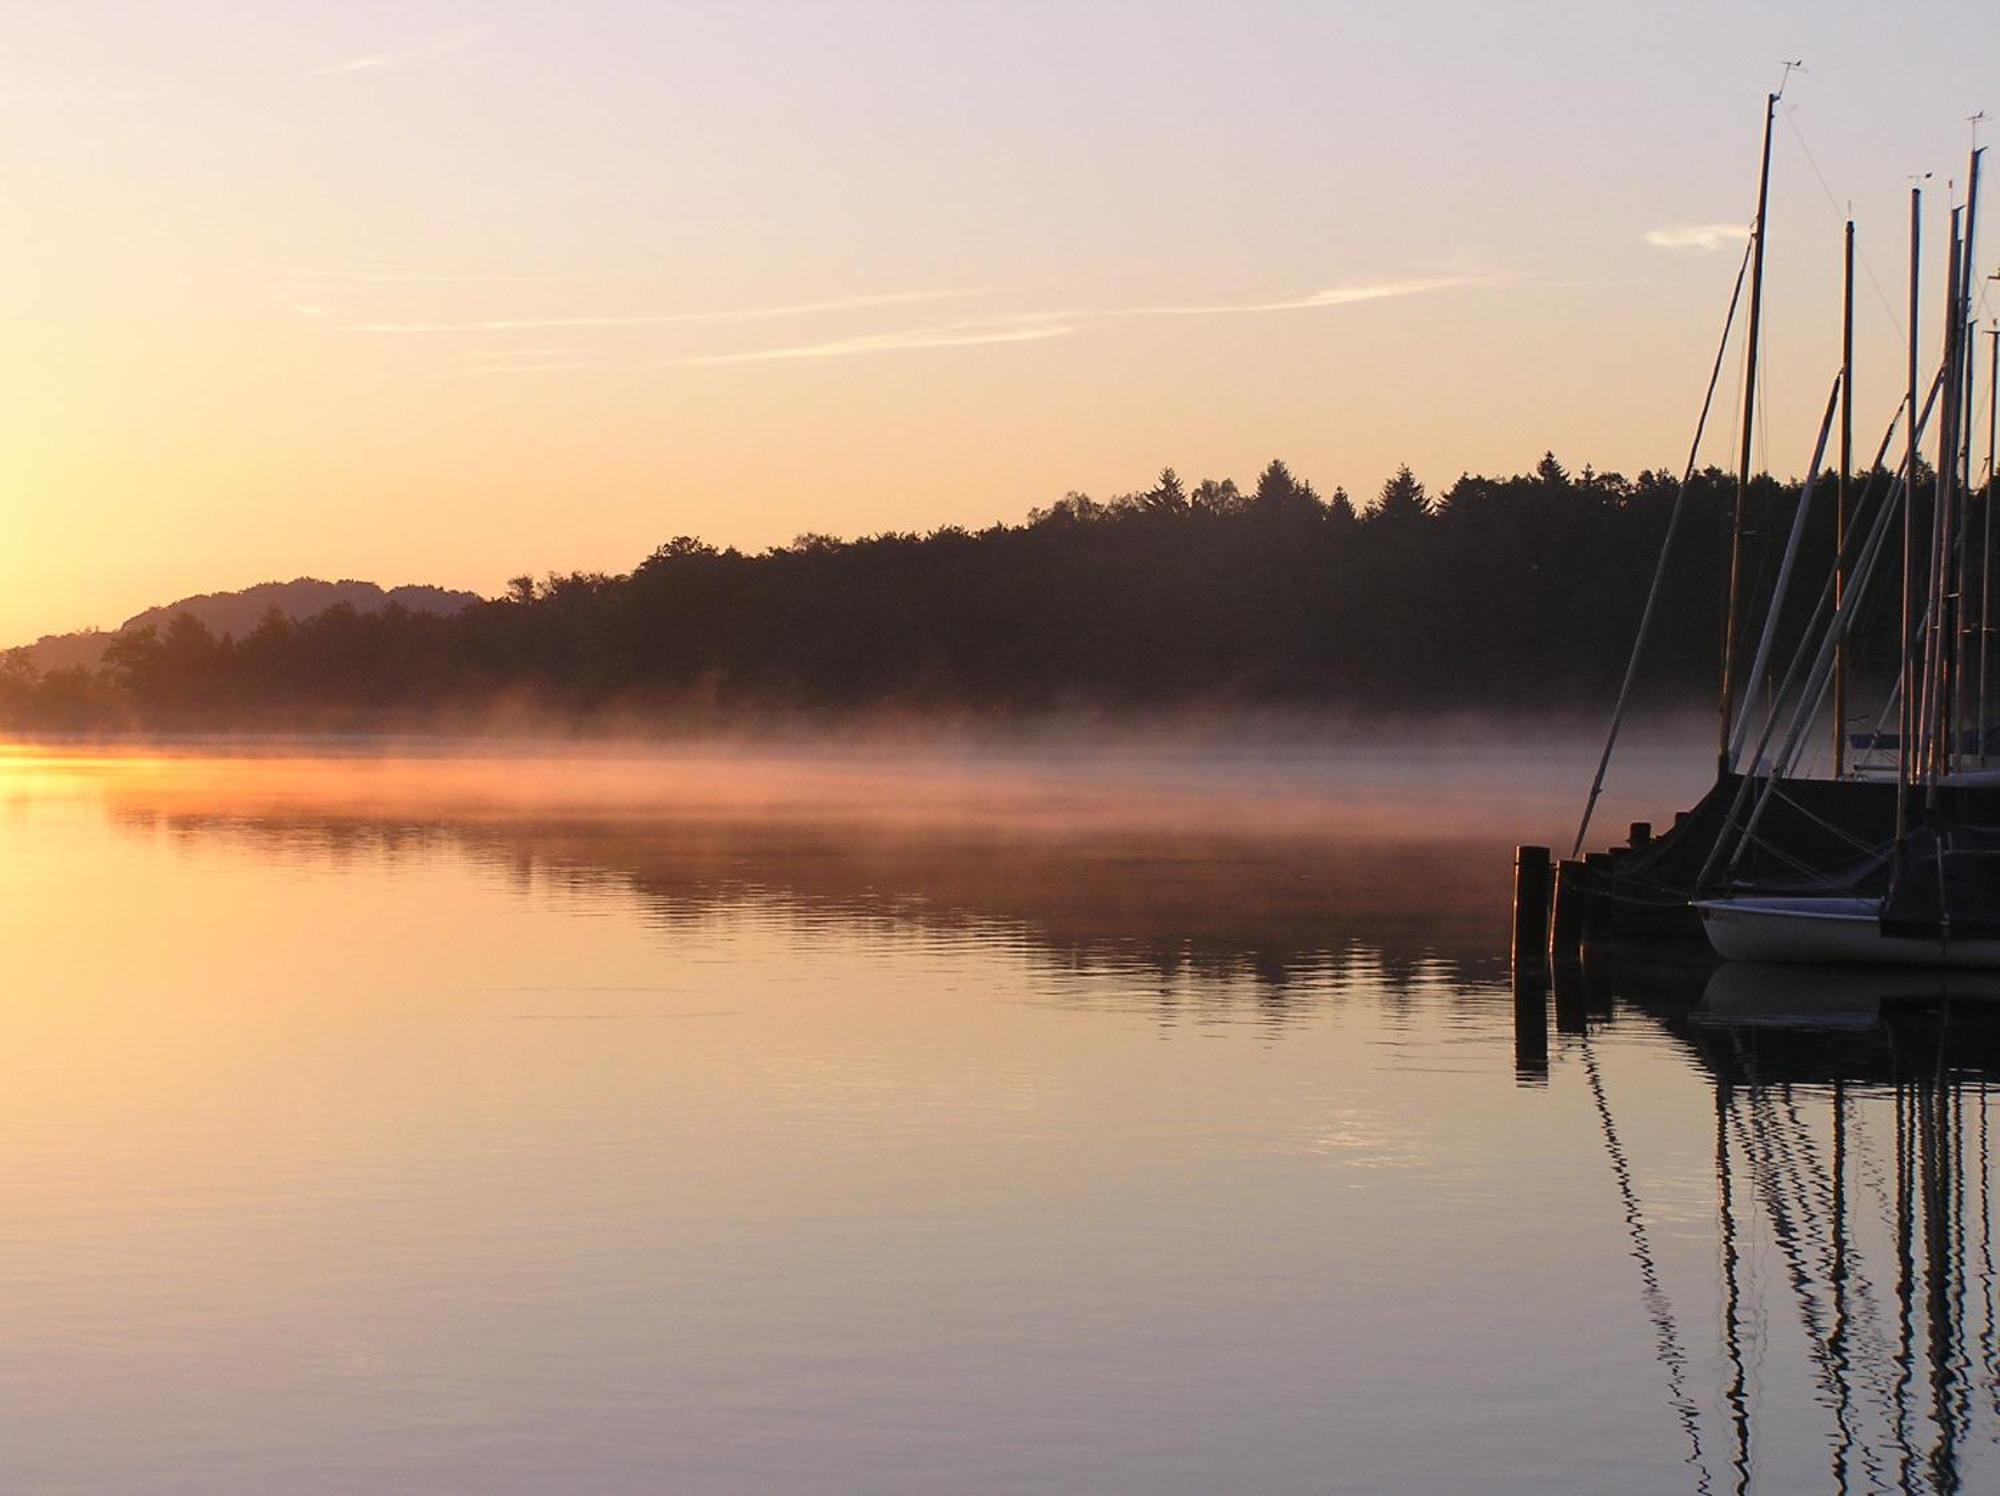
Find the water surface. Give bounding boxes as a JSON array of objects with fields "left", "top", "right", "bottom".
[{"left": 2, "top": 740, "right": 1995, "bottom": 1494}]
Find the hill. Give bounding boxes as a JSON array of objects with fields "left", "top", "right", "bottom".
[{"left": 13, "top": 579, "right": 484, "bottom": 674}]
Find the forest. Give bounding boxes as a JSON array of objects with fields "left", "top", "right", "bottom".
[{"left": 0, "top": 454, "right": 1912, "bottom": 731}]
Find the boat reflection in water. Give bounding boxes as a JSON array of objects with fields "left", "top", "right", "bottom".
[{"left": 1528, "top": 955, "right": 2000, "bottom": 1495}]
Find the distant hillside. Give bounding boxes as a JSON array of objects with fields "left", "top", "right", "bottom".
[{"left": 13, "top": 578, "right": 485, "bottom": 675}]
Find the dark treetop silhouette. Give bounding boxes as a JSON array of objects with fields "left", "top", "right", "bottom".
[{"left": 1, "top": 455, "right": 1897, "bottom": 731}]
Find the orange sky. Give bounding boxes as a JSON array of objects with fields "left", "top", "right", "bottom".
[{"left": 3, "top": 2, "right": 1996, "bottom": 645}]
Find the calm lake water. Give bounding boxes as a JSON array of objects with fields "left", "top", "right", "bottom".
[{"left": 3, "top": 738, "right": 1998, "bottom": 1494}]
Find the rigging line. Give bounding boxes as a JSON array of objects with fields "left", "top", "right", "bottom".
[
  {"left": 1751, "top": 373, "right": 1774, "bottom": 736},
  {"left": 1579, "top": 1037, "right": 1715, "bottom": 1493},
  {"left": 1756, "top": 345, "right": 1771, "bottom": 499},
  {"left": 1851, "top": 1092, "right": 1901, "bottom": 1236},
  {"left": 1861, "top": 670, "right": 1906, "bottom": 773},
  {"left": 1725, "top": 1099, "right": 1847, "bottom": 1426},
  {"left": 1782, "top": 106, "right": 1906, "bottom": 338},
  {"left": 1734, "top": 829, "right": 1835, "bottom": 882},
  {"left": 1570, "top": 236, "right": 1753, "bottom": 857},
  {"left": 1709, "top": 418, "right": 1905, "bottom": 883},
  {"left": 1756, "top": 1091, "right": 1896, "bottom": 1414},
  {"left": 1727, "top": 1093, "right": 1892, "bottom": 1488},
  {"left": 1828, "top": 1106, "right": 1901, "bottom": 1491},
  {"left": 1766, "top": 784, "right": 1881, "bottom": 856},
  {"left": 1846, "top": 409, "right": 1920, "bottom": 764},
  {"left": 1775, "top": 1080, "right": 1837, "bottom": 1214},
  {"left": 1832, "top": 1120, "right": 1888, "bottom": 1352},
  {"left": 1723, "top": 373, "right": 1950, "bottom": 872},
  {"left": 1730, "top": 371, "right": 1844, "bottom": 770},
  {"left": 1781, "top": 103, "right": 1848, "bottom": 220}
]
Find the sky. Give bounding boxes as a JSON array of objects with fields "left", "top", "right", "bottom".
[{"left": 3, "top": 0, "right": 1998, "bottom": 644}]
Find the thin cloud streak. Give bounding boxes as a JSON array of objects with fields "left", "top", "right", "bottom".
[
  {"left": 310, "top": 25, "right": 493, "bottom": 79},
  {"left": 662, "top": 318, "right": 1078, "bottom": 366},
  {"left": 663, "top": 271, "right": 1500, "bottom": 368},
  {"left": 311, "top": 55, "right": 404, "bottom": 77},
  {"left": 310, "top": 268, "right": 548, "bottom": 285},
  {"left": 461, "top": 347, "right": 580, "bottom": 362},
  {"left": 1138, "top": 271, "right": 1506, "bottom": 316},
  {"left": 347, "top": 289, "right": 971, "bottom": 335},
  {"left": 1644, "top": 223, "right": 1750, "bottom": 253}
]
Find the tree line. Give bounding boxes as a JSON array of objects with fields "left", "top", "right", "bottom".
[{"left": 0, "top": 454, "right": 1905, "bottom": 731}]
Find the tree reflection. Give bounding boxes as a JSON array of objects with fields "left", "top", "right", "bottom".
[{"left": 104, "top": 800, "right": 1513, "bottom": 1015}]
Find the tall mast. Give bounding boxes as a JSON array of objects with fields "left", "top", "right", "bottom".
[
  {"left": 1952, "top": 152, "right": 1982, "bottom": 768},
  {"left": 1719, "top": 91, "right": 1779, "bottom": 776},
  {"left": 1835, "top": 219, "right": 1855, "bottom": 777},
  {"left": 1962, "top": 150, "right": 1983, "bottom": 517},
  {"left": 1928, "top": 215, "right": 1962, "bottom": 792},
  {"left": 1900, "top": 184, "right": 1920, "bottom": 842},
  {"left": 1984, "top": 320, "right": 1999, "bottom": 765}
]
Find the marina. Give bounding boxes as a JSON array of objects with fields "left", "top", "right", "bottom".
[{"left": 1543, "top": 90, "right": 2000, "bottom": 974}]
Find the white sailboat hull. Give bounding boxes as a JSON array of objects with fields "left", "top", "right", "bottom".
[{"left": 1696, "top": 896, "right": 2000, "bottom": 968}]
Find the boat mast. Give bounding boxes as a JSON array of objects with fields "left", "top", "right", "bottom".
[
  {"left": 1984, "top": 319, "right": 1999, "bottom": 766},
  {"left": 1952, "top": 152, "right": 1982, "bottom": 770},
  {"left": 1925, "top": 213, "right": 1961, "bottom": 795},
  {"left": 1719, "top": 90, "right": 1779, "bottom": 776},
  {"left": 1835, "top": 220, "right": 1855, "bottom": 777},
  {"left": 1901, "top": 184, "right": 1920, "bottom": 843}
]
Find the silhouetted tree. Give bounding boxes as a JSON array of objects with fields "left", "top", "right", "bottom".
[
  {"left": 1369, "top": 465, "right": 1432, "bottom": 526},
  {"left": 0, "top": 454, "right": 1896, "bottom": 730},
  {"left": 1191, "top": 478, "right": 1243, "bottom": 515},
  {"left": 1141, "top": 467, "right": 1188, "bottom": 514}
]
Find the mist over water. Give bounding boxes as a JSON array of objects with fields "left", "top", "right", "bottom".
[
  {"left": 3, "top": 726, "right": 1986, "bottom": 1494},
  {"left": 0, "top": 712, "right": 1719, "bottom": 846}
]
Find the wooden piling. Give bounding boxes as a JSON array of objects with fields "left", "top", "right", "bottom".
[{"left": 1512, "top": 844, "right": 1553, "bottom": 974}]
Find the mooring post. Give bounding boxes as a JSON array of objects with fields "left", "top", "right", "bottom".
[
  {"left": 1512, "top": 844, "right": 1553, "bottom": 977},
  {"left": 1548, "top": 858, "right": 1587, "bottom": 962},
  {"left": 1511, "top": 844, "right": 1552, "bottom": 1082}
]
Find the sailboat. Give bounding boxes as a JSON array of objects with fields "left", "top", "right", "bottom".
[
  {"left": 1697, "top": 818, "right": 2000, "bottom": 965},
  {"left": 1692, "top": 170, "right": 2000, "bottom": 966},
  {"left": 1556, "top": 88, "right": 2000, "bottom": 970},
  {"left": 1696, "top": 894, "right": 2000, "bottom": 968}
]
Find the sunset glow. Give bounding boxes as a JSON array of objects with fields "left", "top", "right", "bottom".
[{"left": 5, "top": 1, "right": 1996, "bottom": 645}]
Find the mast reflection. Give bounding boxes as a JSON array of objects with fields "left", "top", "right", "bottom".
[{"left": 1544, "top": 959, "right": 2000, "bottom": 1494}]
